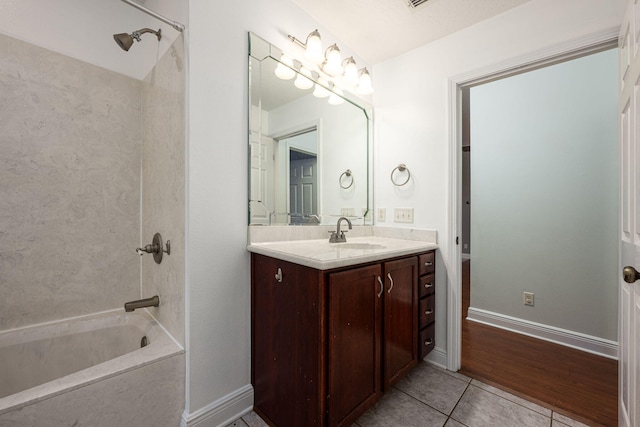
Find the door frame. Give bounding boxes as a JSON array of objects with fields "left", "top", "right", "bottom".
[{"left": 446, "top": 27, "right": 620, "bottom": 371}]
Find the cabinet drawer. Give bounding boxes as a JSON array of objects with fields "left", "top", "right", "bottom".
[
  {"left": 419, "top": 295, "right": 435, "bottom": 329},
  {"left": 419, "top": 324, "right": 435, "bottom": 359},
  {"left": 418, "top": 274, "right": 435, "bottom": 298},
  {"left": 419, "top": 252, "right": 435, "bottom": 276}
]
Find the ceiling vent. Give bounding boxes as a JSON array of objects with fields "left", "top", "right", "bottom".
[{"left": 406, "top": 0, "right": 430, "bottom": 9}]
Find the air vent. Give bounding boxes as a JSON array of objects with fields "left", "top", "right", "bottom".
[{"left": 407, "top": 0, "right": 429, "bottom": 9}]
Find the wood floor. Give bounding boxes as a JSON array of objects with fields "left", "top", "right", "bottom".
[{"left": 459, "top": 260, "right": 618, "bottom": 427}]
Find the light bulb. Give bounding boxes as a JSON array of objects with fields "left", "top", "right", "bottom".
[
  {"left": 328, "top": 86, "right": 344, "bottom": 105},
  {"left": 304, "top": 30, "right": 324, "bottom": 64},
  {"left": 274, "top": 54, "right": 295, "bottom": 80},
  {"left": 323, "top": 44, "right": 343, "bottom": 76},
  {"left": 357, "top": 68, "right": 374, "bottom": 95},
  {"left": 313, "top": 77, "right": 331, "bottom": 98},
  {"left": 343, "top": 57, "right": 359, "bottom": 87},
  {"left": 294, "top": 67, "right": 314, "bottom": 90}
]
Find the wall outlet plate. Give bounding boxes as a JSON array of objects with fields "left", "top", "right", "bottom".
[
  {"left": 393, "top": 208, "right": 414, "bottom": 223},
  {"left": 523, "top": 292, "right": 534, "bottom": 306},
  {"left": 377, "top": 208, "right": 386, "bottom": 222}
]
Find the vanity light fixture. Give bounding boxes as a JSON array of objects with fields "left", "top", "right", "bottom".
[
  {"left": 286, "top": 29, "right": 374, "bottom": 98},
  {"left": 274, "top": 54, "right": 296, "bottom": 80},
  {"left": 357, "top": 68, "right": 374, "bottom": 95},
  {"left": 322, "top": 44, "right": 343, "bottom": 76}
]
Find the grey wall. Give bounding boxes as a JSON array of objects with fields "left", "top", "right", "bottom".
[
  {"left": 0, "top": 33, "right": 141, "bottom": 330},
  {"left": 469, "top": 48, "right": 619, "bottom": 340}
]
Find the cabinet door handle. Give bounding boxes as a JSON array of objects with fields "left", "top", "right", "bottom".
[
  {"left": 424, "top": 309, "right": 434, "bottom": 315},
  {"left": 387, "top": 273, "right": 394, "bottom": 294},
  {"left": 424, "top": 282, "right": 433, "bottom": 289},
  {"left": 274, "top": 268, "right": 283, "bottom": 283},
  {"left": 424, "top": 338, "right": 433, "bottom": 346},
  {"left": 377, "top": 276, "right": 384, "bottom": 298}
]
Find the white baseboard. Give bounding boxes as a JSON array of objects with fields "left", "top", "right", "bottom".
[
  {"left": 423, "top": 346, "right": 447, "bottom": 369},
  {"left": 181, "top": 384, "right": 254, "bottom": 427},
  {"left": 467, "top": 307, "right": 618, "bottom": 360}
]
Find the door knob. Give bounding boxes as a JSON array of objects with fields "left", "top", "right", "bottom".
[{"left": 623, "top": 266, "right": 640, "bottom": 283}]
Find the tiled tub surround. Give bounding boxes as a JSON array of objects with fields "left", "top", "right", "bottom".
[
  {"left": 141, "top": 34, "right": 186, "bottom": 346},
  {"left": 0, "top": 32, "right": 141, "bottom": 329},
  {"left": 0, "top": 310, "right": 184, "bottom": 426},
  {"left": 247, "top": 226, "right": 438, "bottom": 269}
]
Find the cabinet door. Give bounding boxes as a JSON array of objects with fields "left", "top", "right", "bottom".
[
  {"left": 251, "top": 255, "right": 324, "bottom": 427},
  {"left": 328, "top": 264, "right": 383, "bottom": 427},
  {"left": 383, "top": 257, "right": 418, "bottom": 388}
]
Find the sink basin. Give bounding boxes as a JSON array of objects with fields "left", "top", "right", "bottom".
[{"left": 331, "top": 243, "right": 386, "bottom": 250}]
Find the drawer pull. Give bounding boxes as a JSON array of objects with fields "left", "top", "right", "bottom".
[
  {"left": 424, "top": 309, "right": 434, "bottom": 315},
  {"left": 424, "top": 282, "right": 433, "bottom": 288},
  {"left": 377, "top": 276, "right": 384, "bottom": 298},
  {"left": 424, "top": 338, "right": 433, "bottom": 346},
  {"left": 424, "top": 262, "right": 433, "bottom": 267}
]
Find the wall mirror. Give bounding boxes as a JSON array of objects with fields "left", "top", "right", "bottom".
[{"left": 248, "top": 32, "right": 372, "bottom": 226}]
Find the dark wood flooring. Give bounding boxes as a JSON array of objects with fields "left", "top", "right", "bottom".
[{"left": 459, "top": 260, "right": 618, "bottom": 427}]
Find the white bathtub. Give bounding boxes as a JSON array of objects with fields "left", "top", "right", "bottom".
[{"left": 0, "top": 310, "right": 184, "bottom": 426}]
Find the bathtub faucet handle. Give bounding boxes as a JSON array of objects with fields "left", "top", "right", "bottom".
[{"left": 136, "top": 233, "right": 170, "bottom": 264}]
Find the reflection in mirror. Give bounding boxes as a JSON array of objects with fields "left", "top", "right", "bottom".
[{"left": 248, "top": 32, "right": 372, "bottom": 226}]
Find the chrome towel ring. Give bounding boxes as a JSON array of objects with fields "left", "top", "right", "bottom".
[
  {"left": 339, "top": 169, "right": 354, "bottom": 189},
  {"left": 391, "top": 164, "right": 411, "bottom": 186}
]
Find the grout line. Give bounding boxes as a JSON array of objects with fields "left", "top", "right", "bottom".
[{"left": 468, "top": 380, "right": 552, "bottom": 418}]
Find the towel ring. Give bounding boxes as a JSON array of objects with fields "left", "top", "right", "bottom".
[
  {"left": 391, "top": 164, "right": 411, "bottom": 186},
  {"left": 339, "top": 169, "right": 354, "bottom": 189}
]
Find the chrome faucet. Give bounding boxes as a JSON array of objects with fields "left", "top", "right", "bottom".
[
  {"left": 329, "top": 216, "right": 352, "bottom": 243},
  {"left": 124, "top": 295, "right": 160, "bottom": 312}
]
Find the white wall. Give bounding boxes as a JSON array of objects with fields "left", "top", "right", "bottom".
[
  {"left": 187, "top": 0, "right": 370, "bottom": 420},
  {"left": 470, "top": 49, "right": 618, "bottom": 340},
  {"left": 372, "top": 0, "right": 625, "bottom": 360}
]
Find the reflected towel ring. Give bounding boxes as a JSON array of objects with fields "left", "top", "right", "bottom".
[
  {"left": 339, "top": 169, "right": 354, "bottom": 189},
  {"left": 391, "top": 164, "right": 411, "bottom": 186}
]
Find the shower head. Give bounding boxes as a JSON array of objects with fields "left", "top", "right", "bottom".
[{"left": 113, "top": 28, "right": 161, "bottom": 51}]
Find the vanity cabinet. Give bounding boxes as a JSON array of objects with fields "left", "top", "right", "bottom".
[
  {"left": 251, "top": 251, "right": 427, "bottom": 427},
  {"left": 418, "top": 252, "right": 436, "bottom": 359}
]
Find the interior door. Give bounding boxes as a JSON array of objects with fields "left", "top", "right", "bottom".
[{"left": 619, "top": 1, "right": 640, "bottom": 425}]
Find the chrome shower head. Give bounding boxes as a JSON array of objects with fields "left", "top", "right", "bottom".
[{"left": 113, "top": 28, "right": 161, "bottom": 51}]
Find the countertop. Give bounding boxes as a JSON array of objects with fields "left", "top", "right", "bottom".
[{"left": 247, "top": 236, "right": 438, "bottom": 270}]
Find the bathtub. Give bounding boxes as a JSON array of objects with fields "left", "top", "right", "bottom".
[{"left": 0, "top": 310, "right": 184, "bottom": 426}]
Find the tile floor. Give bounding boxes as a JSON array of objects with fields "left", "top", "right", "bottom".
[{"left": 227, "top": 364, "right": 590, "bottom": 427}]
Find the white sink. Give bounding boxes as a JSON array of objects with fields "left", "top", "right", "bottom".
[{"left": 330, "top": 243, "right": 386, "bottom": 250}]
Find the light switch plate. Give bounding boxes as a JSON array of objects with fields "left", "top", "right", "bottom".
[
  {"left": 341, "top": 208, "right": 355, "bottom": 217},
  {"left": 394, "top": 208, "right": 414, "bottom": 223}
]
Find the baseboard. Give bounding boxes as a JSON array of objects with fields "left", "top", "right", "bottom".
[
  {"left": 181, "top": 384, "right": 254, "bottom": 427},
  {"left": 467, "top": 307, "right": 618, "bottom": 360},
  {"left": 424, "top": 345, "right": 447, "bottom": 369}
]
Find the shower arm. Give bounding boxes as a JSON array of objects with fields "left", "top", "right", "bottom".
[
  {"left": 132, "top": 28, "right": 161, "bottom": 41},
  {"left": 120, "top": 0, "right": 185, "bottom": 33}
]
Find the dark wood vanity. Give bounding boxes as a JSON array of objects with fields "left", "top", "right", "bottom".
[{"left": 251, "top": 249, "right": 436, "bottom": 427}]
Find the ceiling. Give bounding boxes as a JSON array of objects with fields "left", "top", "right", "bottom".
[{"left": 290, "top": 0, "right": 533, "bottom": 66}]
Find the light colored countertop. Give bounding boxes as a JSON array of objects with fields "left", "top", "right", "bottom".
[{"left": 247, "top": 235, "right": 438, "bottom": 270}]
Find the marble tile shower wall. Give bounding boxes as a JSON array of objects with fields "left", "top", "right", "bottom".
[
  {"left": 0, "top": 33, "right": 142, "bottom": 330},
  {"left": 141, "top": 35, "right": 185, "bottom": 346}
]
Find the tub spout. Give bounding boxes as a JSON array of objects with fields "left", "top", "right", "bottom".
[{"left": 124, "top": 295, "right": 159, "bottom": 312}]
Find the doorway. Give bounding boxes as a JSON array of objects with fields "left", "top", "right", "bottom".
[{"left": 456, "top": 46, "right": 618, "bottom": 424}]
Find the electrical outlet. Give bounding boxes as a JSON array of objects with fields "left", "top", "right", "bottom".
[
  {"left": 377, "top": 208, "right": 386, "bottom": 222},
  {"left": 393, "top": 208, "right": 414, "bottom": 223},
  {"left": 523, "top": 292, "right": 534, "bottom": 306},
  {"left": 341, "top": 208, "right": 355, "bottom": 217}
]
